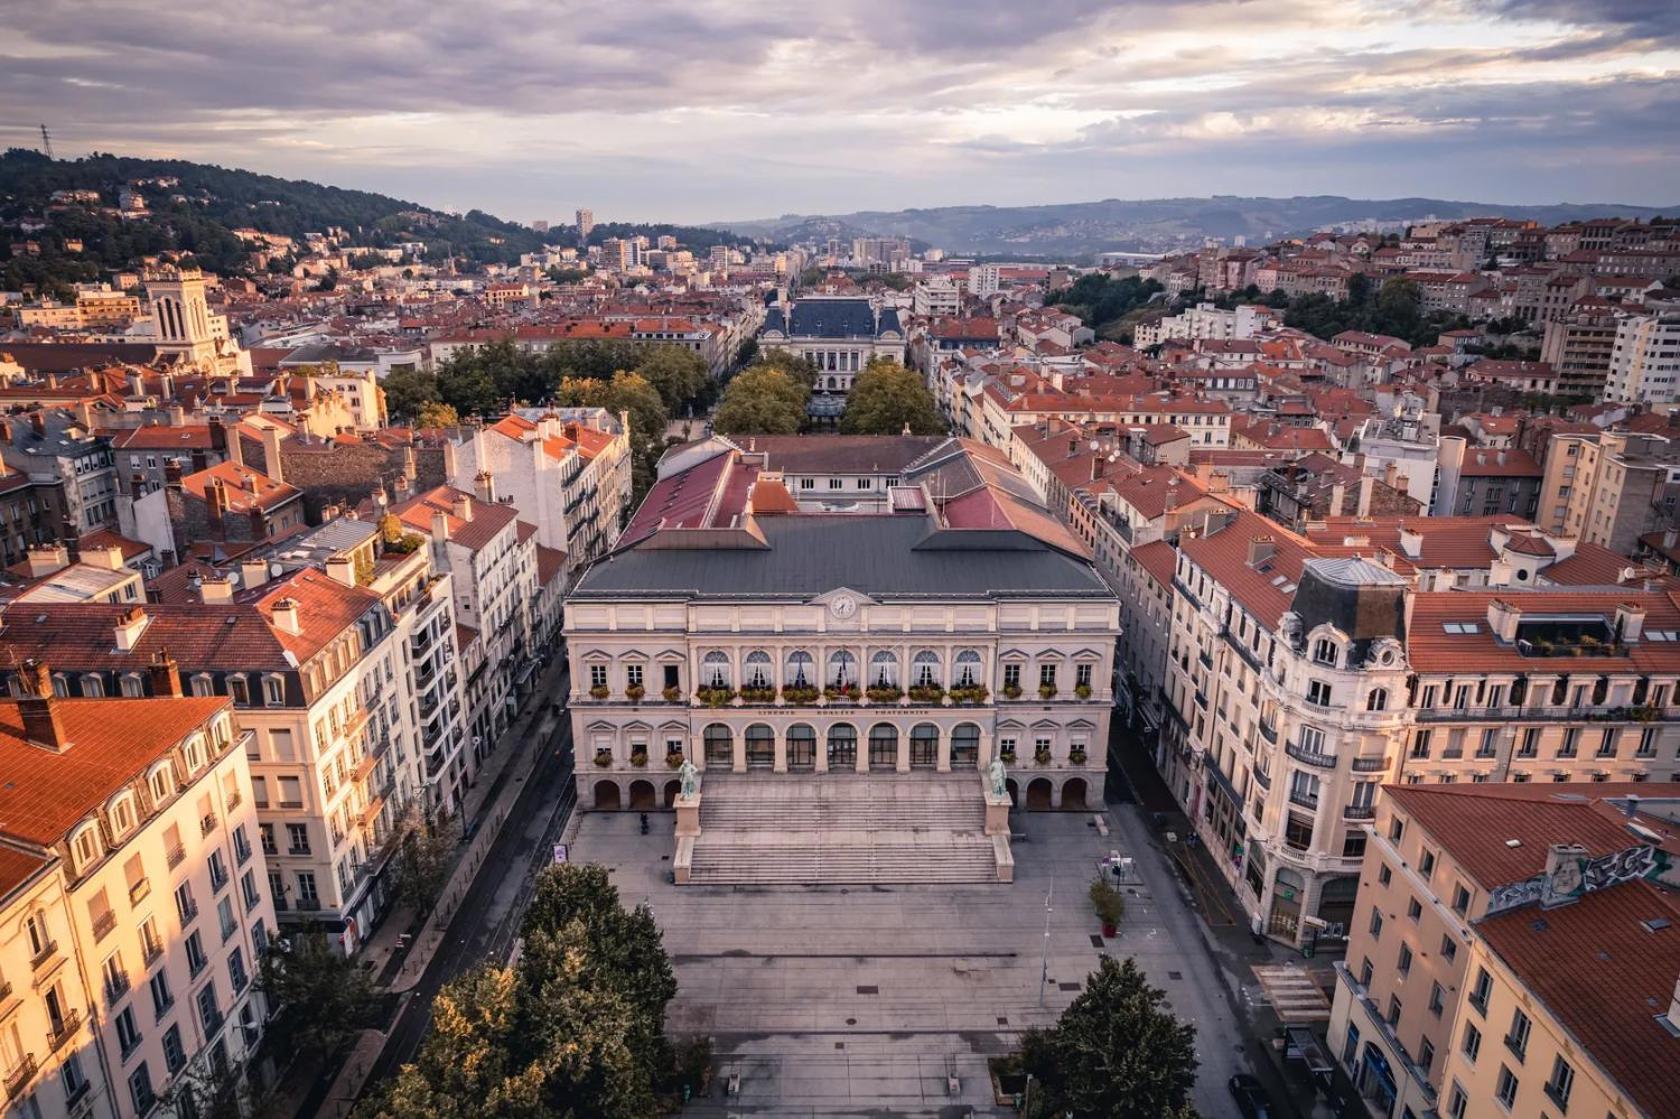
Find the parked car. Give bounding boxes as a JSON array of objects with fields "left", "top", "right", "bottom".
[{"left": 1228, "top": 1073, "right": 1273, "bottom": 1119}]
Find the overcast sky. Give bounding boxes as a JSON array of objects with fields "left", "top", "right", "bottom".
[{"left": 3, "top": 1, "right": 1677, "bottom": 224}]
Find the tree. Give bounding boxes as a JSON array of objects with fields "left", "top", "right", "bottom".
[
  {"left": 434, "top": 352, "right": 503, "bottom": 418},
  {"left": 712, "top": 366, "right": 808, "bottom": 435},
  {"left": 635, "top": 345, "right": 710, "bottom": 412},
  {"left": 356, "top": 864, "right": 687, "bottom": 1119},
  {"left": 838, "top": 360, "right": 946, "bottom": 436},
  {"left": 416, "top": 401, "right": 460, "bottom": 429},
  {"left": 1018, "top": 956, "right": 1198, "bottom": 1119},
  {"left": 559, "top": 371, "right": 669, "bottom": 502},
  {"left": 748, "top": 347, "right": 818, "bottom": 389},
  {"left": 380, "top": 367, "right": 440, "bottom": 423},
  {"left": 258, "top": 927, "right": 381, "bottom": 1066},
  {"left": 390, "top": 806, "right": 460, "bottom": 915}
]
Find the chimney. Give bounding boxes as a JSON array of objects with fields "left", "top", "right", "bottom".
[
  {"left": 1247, "top": 535, "right": 1277, "bottom": 567},
  {"left": 259, "top": 426, "right": 285, "bottom": 484},
  {"left": 17, "top": 659, "right": 67, "bottom": 752},
  {"left": 25, "top": 545, "right": 70, "bottom": 579},
  {"left": 1383, "top": 461, "right": 1399, "bottom": 489},
  {"left": 149, "top": 650, "right": 183, "bottom": 698},
  {"left": 1398, "top": 524, "right": 1423, "bottom": 559},
  {"left": 453, "top": 493, "right": 473, "bottom": 522},
  {"left": 1541, "top": 844, "right": 1588, "bottom": 908},
  {"left": 86, "top": 544, "right": 125, "bottom": 571},
  {"left": 1357, "top": 475, "right": 1376, "bottom": 517},
  {"left": 1330, "top": 482, "right": 1347, "bottom": 517},
  {"left": 240, "top": 558, "right": 270, "bottom": 590},
  {"left": 206, "top": 477, "right": 227, "bottom": 532},
  {"left": 431, "top": 510, "right": 450, "bottom": 544},
  {"left": 168, "top": 403, "right": 185, "bottom": 426},
  {"left": 474, "top": 470, "right": 496, "bottom": 504},
  {"left": 1486, "top": 598, "right": 1523, "bottom": 642},
  {"left": 326, "top": 554, "right": 357, "bottom": 587},
  {"left": 29, "top": 412, "right": 44, "bottom": 439},
  {"left": 1615, "top": 602, "right": 1647, "bottom": 643},
  {"left": 270, "top": 597, "right": 302, "bottom": 636},
  {"left": 200, "top": 576, "right": 235, "bottom": 605}
]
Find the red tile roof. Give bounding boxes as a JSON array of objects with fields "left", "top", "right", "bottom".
[{"left": 389, "top": 486, "right": 519, "bottom": 553}]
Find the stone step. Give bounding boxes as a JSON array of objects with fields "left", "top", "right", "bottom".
[{"left": 688, "top": 840, "right": 998, "bottom": 884}]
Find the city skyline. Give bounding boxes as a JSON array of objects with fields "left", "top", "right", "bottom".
[{"left": 3, "top": 1, "right": 1677, "bottom": 224}]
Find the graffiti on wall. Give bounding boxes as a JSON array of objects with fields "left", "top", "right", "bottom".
[{"left": 1487, "top": 844, "right": 1671, "bottom": 915}]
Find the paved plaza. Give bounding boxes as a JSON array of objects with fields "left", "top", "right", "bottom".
[{"left": 570, "top": 796, "right": 1259, "bottom": 1117}]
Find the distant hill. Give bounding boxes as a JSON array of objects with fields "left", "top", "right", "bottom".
[
  {"left": 716, "top": 195, "right": 1679, "bottom": 258},
  {"left": 0, "top": 149, "right": 761, "bottom": 294}
]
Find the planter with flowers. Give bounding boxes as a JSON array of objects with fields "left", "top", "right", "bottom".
[
  {"left": 949, "top": 684, "right": 989, "bottom": 705},
  {"left": 782, "top": 684, "right": 820, "bottom": 705},
  {"left": 661, "top": 685, "right": 683, "bottom": 703},
  {"left": 867, "top": 685, "right": 903, "bottom": 704},
  {"left": 908, "top": 684, "right": 944, "bottom": 704},
  {"left": 629, "top": 750, "right": 648, "bottom": 768},
  {"left": 696, "top": 686, "right": 735, "bottom": 708},
  {"left": 1074, "top": 683, "right": 1092, "bottom": 700},
  {"left": 739, "top": 685, "right": 777, "bottom": 705},
  {"left": 666, "top": 750, "right": 685, "bottom": 769},
  {"left": 1038, "top": 684, "right": 1058, "bottom": 701},
  {"left": 593, "top": 749, "right": 614, "bottom": 768},
  {"left": 824, "top": 683, "right": 860, "bottom": 702},
  {"left": 1002, "top": 683, "right": 1023, "bottom": 700},
  {"left": 625, "top": 683, "right": 646, "bottom": 702},
  {"left": 589, "top": 684, "right": 610, "bottom": 700}
]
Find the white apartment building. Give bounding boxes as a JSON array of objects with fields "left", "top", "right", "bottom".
[
  {"left": 1160, "top": 508, "right": 1680, "bottom": 948},
  {"left": 911, "top": 275, "right": 962, "bottom": 318},
  {"left": 1134, "top": 302, "right": 1275, "bottom": 348},
  {"left": 0, "top": 680, "right": 275, "bottom": 1119},
  {"left": 969, "top": 265, "right": 1002, "bottom": 298},
  {"left": 387, "top": 487, "right": 539, "bottom": 771},
  {"left": 446, "top": 408, "right": 632, "bottom": 580},
  {"left": 1605, "top": 313, "right": 1680, "bottom": 405}
]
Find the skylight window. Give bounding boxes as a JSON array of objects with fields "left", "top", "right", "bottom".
[
  {"left": 1442, "top": 622, "right": 1481, "bottom": 635},
  {"left": 1646, "top": 630, "right": 1678, "bottom": 642}
]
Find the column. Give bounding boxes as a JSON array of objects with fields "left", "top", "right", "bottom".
[
  {"left": 897, "top": 723, "right": 910, "bottom": 774},
  {"left": 937, "top": 727, "right": 951, "bottom": 773},
  {"left": 732, "top": 731, "right": 746, "bottom": 774},
  {"left": 773, "top": 730, "right": 787, "bottom": 774},
  {"left": 856, "top": 738, "right": 869, "bottom": 774},
  {"left": 977, "top": 728, "right": 993, "bottom": 768},
  {"left": 815, "top": 729, "right": 829, "bottom": 774}
]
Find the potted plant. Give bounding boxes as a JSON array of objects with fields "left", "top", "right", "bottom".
[
  {"left": 782, "top": 684, "right": 819, "bottom": 704},
  {"left": 1034, "top": 746, "right": 1052, "bottom": 766},
  {"left": 908, "top": 684, "right": 944, "bottom": 703},
  {"left": 1089, "top": 878, "right": 1125, "bottom": 937},
  {"left": 824, "top": 682, "right": 859, "bottom": 702},
  {"left": 625, "top": 683, "right": 646, "bottom": 702},
  {"left": 1074, "top": 682, "right": 1092, "bottom": 700},
  {"left": 1069, "top": 746, "right": 1087, "bottom": 765},
  {"left": 1002, "top": 683, "right": 1023, "bottom": 700},
  {"left": 593, "top": 749, "right": 613, "bottom": 768},
  {"left": 629, "top": 750, "right": 648, "bottom": 768},
  {"left": 949, "top": 684, "right": 989, "bottom": 704},
  {"left": 1038, "top": 683, "right": 1058, "bottom": 700},
  {"left": 666, "top": 749, "right": 685, "bottom": 769},
  {"left": 696, "top": 686, "right": 735, "bottom": 708},
  {"left": 588, "top": 683, "right": 610, "bottom": 700},
  {"left": 661, "top": 685, "right": 683, "bottom": 703},
  {"left": 867, "top": 684, "right": 903, "bottom": 703},
  {"left": 1000, "top": 743, "right": 1017, "bottom": 762},
  {"left": 739, "top": 685, "right": 776, "bottom": 704}
]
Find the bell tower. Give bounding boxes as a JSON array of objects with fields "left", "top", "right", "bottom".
[{"left": 146, "top": 266, "right": 221, "bottom": 367}]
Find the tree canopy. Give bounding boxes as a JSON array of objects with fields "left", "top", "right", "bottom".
[
  {"left": 357, "top": 864, "right": 690, "bottom": 1119},
  {"left": 838, "top": 360, "right": 946, "bottom": 436},
  {"left": 258, "top": 927, "right": 382, "bottom": 1067},
  {"left": 1018, "top": 956, "right": 1199, "bottom": 1119},
  {"left": 1053, "top": 274, "right": 1164, "bottom": 337},
  {"left": 558, "top": 371, "right": 668, "bottom": 500},
  {"left": 746, "top": 347, "right": 818, "bottom": 389},
  {"left": 712, "top": 367, "right": 809, "bottom": 435}
]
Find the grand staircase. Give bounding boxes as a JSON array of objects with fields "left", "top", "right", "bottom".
[{"left": 685, "top": 773, "right": 1005, "bottom": 885}]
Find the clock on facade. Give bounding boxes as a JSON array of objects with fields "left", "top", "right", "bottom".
[{"left": 830, "top": 595, "right": 857, "bottom": 618}]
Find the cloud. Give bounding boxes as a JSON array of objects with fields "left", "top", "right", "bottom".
[{"left": 0, "top": 1, "right": 1674, "bottom": 220}]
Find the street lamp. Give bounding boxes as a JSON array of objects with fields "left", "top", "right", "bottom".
[{"left": 1038, "top": 876, "right": 1054, "bottom": 1007}]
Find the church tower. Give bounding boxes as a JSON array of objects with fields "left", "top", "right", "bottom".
[{"left": 146, "top": 266, "right": 223, "bottom": 368}]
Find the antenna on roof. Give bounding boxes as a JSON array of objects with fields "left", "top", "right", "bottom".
[{"left": 39, "top": 124, "right": 53, "bottom": 161}]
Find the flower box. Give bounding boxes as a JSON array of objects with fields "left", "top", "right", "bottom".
[
  {"left": 625, "top": 684, "right": 646, "bottom": 702},
  {"left": 588, "top": 684, "right": 610, "bottom": 700},
  {"left": 739, "top": 686, "right": 777, "bottom": 704},
  {"left": 1038, "top": 685, "right": 1058, "bottom": 700},
  {"left": 661, "top": 686, "right": 683, "bottom": 703},
  {"left": 1002, "top": 684, "right": 1023, "bottom": 700},
  {"left": 948, "top": 685, "right": 989, "bottom": 704},
  {"left": 1069, "top": 748, "right": 1088, "bottom": 765},
  {"left": 1033, "top": 749, "right": 1052, "bottom": 766},
  {"left": 593, "top": 750, "right": 613, "bottom": 768},
  {"left": 824, "top": 684, "right": 860, "bottom": 701},
  {"left": 629, "top": 752, "right": 648, "bottom": 768},
  {"left": 1074, "top": 683, "right": 1092, "bottom": 700},
  {"left": 866, "top": 686, "right": 903, "bottom": 703},
  {"left": 908, "top": 685, "right": 945, "bottom": 703},
  {"left": 696, "top": 687, "right": 735, "bottom": 708},
  {"left": 782, "top": 685, "right": 820, "bottom": 705},
  {"left": 666, "top": 752, "right": 685, "bottom": 769}
]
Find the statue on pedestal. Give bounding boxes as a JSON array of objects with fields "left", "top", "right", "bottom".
[
  {"left": 988, "top": 756, "right": 1007, "bottom": 799},
  {"left": 679, "top": 758, "right": 700, "bottom": 798}
]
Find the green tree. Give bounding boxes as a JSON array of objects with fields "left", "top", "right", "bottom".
[
  {"left": 559, "top": 371, "right": 669, "bottom": 501},
  {"left": 416, "top": 401, "right": 461, "bottom": 429},
  {"left": 635, "top": 345, "right": 710, "bottom": 411},
  {"left": 1018, "top": 956, "right": 1198, "bottom": 1119},
  {"left": 258, "top": 928, "right": 381, "bottom": 1066},
  {"left": 838, "top": 360, "right": 946, "bottom": 436},
  {"left": 712, "top": 367, "right": 808, "bottom": 436},
  {"left": 390, "top": 806, "right": 460, "bottom": 915},
  {"left": 435, "top": 352, "right": 503, "bottom": 418},
  {"left": 379, "top": 367, "right": 440, "bottom": 423},
  {"left": 748, "top": 347, "right": 818, "bottom": 389}
]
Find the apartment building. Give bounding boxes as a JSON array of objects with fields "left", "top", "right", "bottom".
[
  {"left": 1329, "top": 783, "right": 1680, "bottom": 1119},
  {"left": 0, "top": 412, "right": 119, "bottom": 536},
  {"left": 1606, "top": 313, "right": 1680, "bottom": 405},
  {"left": 1540, "top": 303, "right": 1624, "bottom": 397},
  {"left": 0, "top": 566, "right": 420, "bottom": 956},
  {"left": 0, "top": 679, "right": 274, "bottom": 1119},
  {"left": 446, "top": 407, "right": 632, "bottom": 580},
  {"left": 1160, "top": 508, "right": 1680, "bottom": 948},
  {"left": 1575, "top": 431, "right": 1680, "bottom": 558},
  {"left": 386, "top": 487, "right": 538, "bottom": 771}
]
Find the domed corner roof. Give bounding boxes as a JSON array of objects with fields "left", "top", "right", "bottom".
[{"left": 1303, "top": 556, "right": 1408, "bottom": 588}]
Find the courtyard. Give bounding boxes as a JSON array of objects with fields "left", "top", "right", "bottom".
[{"left": 569, "top": 796, "right": 1259, "bottom": 1117}]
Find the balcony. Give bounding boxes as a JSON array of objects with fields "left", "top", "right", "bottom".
[
  {"left": 28, "top": 940, "right": 57, "bottom": 971},
  {"left": 1288, "top": 789, "right": 1320, "bottom": 811},
  {"left": 200, "top": 812, "right": 218, "bottom": 837},
  {"left": 1350, "top": 755, "right": 1391, "bottom": 773},
  {"left": 92, "top": 911, "right": 116, "bottom": 941},
  {"left": 104, "top": 972, "right": 131, "bottom": 1004},
  {"left": 1172, "top": 576, "right": 1203, "bottom": 612},
  {"left": 1193, "top": 690, "right": 1208, "bottom": 710},
  {"left": 353, "top": 753, "right": 377, "bottom": 784},
  {"left": 4, "top": 1054, "right": 38, "bottom": 1102},
  {"left": 1285, "top": 740, "right": 1338, "bottom": 769},
  {"left": 344, "top": 705, "right": 372, "bottom": 739},
  {"left": 128, "top": 877, "right": 151, "bottom": 905},
  {"left": 1343, "top": 804, "right": 1376, "bottom": 821},
  {"left": 46, "top": 1009, "right": 81, "bottom": 1053},
  {"left": 1254, "top": 767, "right": 1272, "bottom": 790},
  {"left": 1222, "top": 628, "right": 1263, "bottom": 673},
  {"left": 358, "top": 794, "right": 386, "bottom": 831},
  {"left": 1198, "top": 650, "right": 1213, "bottom": 671},
  {"left": 142, "top": 940, "right": 163, "bottom": 966},
  {"left": 166, "top": 843, "right": 185, "bottom": 869},
  {"left": 294, "top": 897, "right": 322, "bottom": 912},
  {"left": 1258, "top": 719, "right": 1279, "bottom": 744}
]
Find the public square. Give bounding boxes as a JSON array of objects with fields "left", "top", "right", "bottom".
[{"left": 569, "top": 796, "right": 1258, "bottom": 1117}]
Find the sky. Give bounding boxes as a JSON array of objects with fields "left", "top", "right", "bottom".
[{"left": 2, "top": 1, "right": 1677, "bottom": 225}]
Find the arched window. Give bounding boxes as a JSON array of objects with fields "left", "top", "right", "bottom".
[
  {"left": 1367, "top": 688, "right": 1388, "bottom": 712},
  {"left": 785, "top": 651, "right": 814, "bottom": 690},
  {"left": 183, "top": 737, "right": 207, "bottom": 773},
  {"left": 827, "top": 650, "right": 857, "bottom": 688},
  {"left": 148, "top": 764, "right": 173, "bottom": 806},
  {"left": 827, "top": 723, "right": 857, "bottom": 767},
  {"left": 954, "top": 649, "right": 983, "bottom": 688},
  {"left": 786, "top": 724, "right": 816, "bottom": 769},
  {"left": 744, "top": 651, "right": 773, "bottom": 689},
  {"left": 870, "top": 651, "right": 899, "bottom": 688},
  {"left": 951, "top": 723, "right": 981, "bottom": 766},
  {"left": 910, "top": 723, "right": 939, "bottom": 768},
  {"left": 703, "top": 724, "right": 732, "bottom": 765},
  {"left": 701, "top": 651, "right": 731, "bottom": 690},
  {"left": 869, "top": 723, "right": 899, "bottom": 769},
  {"left": 72, "top": 824, "right": 102, "bottom": 872},
  {"left": 912, "top": 651, "right": 941, "bottom": 688},
  {"left": 745, "top": 724, "right": 774, "bottom": 768},
  {"left": 1312, "top": 638, "right": 1338, "bottom": 667}
]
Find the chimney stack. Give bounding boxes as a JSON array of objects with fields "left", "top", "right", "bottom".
[
  {"left": 453, "top": 493, "right": 473, "bottom": 522},
  {"left": 200, "top": 577, "right": 235, "bottom": 605},
  {"left": 270, "top": 597, "right": 302, "bottom": 636},
  {"left": 149, "top": 650, "right": 183, "bottom": 698},
  {"left": 474, "top": 470, "right": 496, "bottom": 504},
  {"left": 431, "top": 510, "right": 450, "bottom": 544},
  {"left": 259, "top": 426, "right": 285, "bottom": 484},
  {"left": 241, "top": 558, "right": 271, "bottom": 590},
  {"left": 326, "top": 554, "right": 357, "bottom": 587},
  {"left": 17, "top": 658, "right": 68, "bottom": 752},
  {"left": 25, "top": 545, "right": 70, "bottom": 579},
  {"left": 113, "top": 605, "right": 150, "bottom": 650}
]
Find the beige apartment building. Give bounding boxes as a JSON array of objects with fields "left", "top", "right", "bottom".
[
  {"left": 1328, "top": 782, "right": 1680, "bottom": 1119},
  {"left": 1161, "top": 508, "right": 1680, "bottom": 948},
  {"left": 1, "top": 679, "right": 275, "bottom": 1119}
]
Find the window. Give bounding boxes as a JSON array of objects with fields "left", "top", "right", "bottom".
[
  {"left": 1440, "top": 934, "right": 1458, "bottom": 963},
  {"left": 129, "top": 1064, "right": 156, "bottom": 1115},
  {"left": 1386, "top": 994, "right": 1401, "bottom": 1026},
  {"left": 1419, "top": 849, "right": 1436, "bottom": 879},
  {"left": 1407, "top": 898, "right": 1422, "bottom": 921},
  {"left": 1038, "top": 663, "right": 1056, "bottom": 689},
  {"left": 149, "top": 968, "right": 173, "bottom": 1019},
  {"left": 1462, "top": 1021, "right": 1482, "bottom": 1062},
  {"left": 1397, "top": 942, "right": 1413, "bottom": 976},
  {"left": 1359, "top": 958, "right": 1373, "bottom": 987},
  {"left": 228, "top": 675, "right": 250, "bottom": 706},
  {"left": 1367, "top": 688, "right": 1388, "bottom": 712},
  {"left": 1418, "top": 1037, "right": 1435, "bottom": 1074},
  {"left": 297, "top": 871, "right": 318, "bottom": 904},
  {"left": 217, "top": 897, "right": 236, "bottom": 942},
  {"left": 1545, "top": 1055, "right": 1574, "bottom": 1110},
  {"left": 162, "top": 1024, "right": 186, "bottom": 1074},
  {"left": 278, "top": 776, "right": 303, "bottom": 808},
  {"left": 1429, "top": 981, "right": 1445, "bottom": 1016},
  {"left": 139, "top": 917, "right": 162, "bottom": 963},
  {"left": 1075, "top": 663, "right": 1093, "bottom": 690},
  {"left": 589, "top": 663, "right": 608, "bottom": 689},
  {"left": 287, "top": 823, "right": 310, "bottom": 854},
  {"left": 626, "top": 663, "right": 643, "bottom": 689},
  {"left": 1378, "top": 865, "right": 1393, "bottom": 887},
  {"left": 228, "top": 947, "right": 248, "bottom": 993},
  {"left": 264, "top": 675, "right": 285, "bottom": 705},
  {"left": 185, "top": 930, "right": 207, "bottom": 976},
  {"left": 1312, "top": 638, "right": 1337, "bottom": 666},
  {"left": 260, "top": 823, "right": 276, "bottom": 855},
  {"left": 175, "top": 882, "right": 197, "bottom": 925},
  {"left": 1003, "top": 663, "right": 1021, "bottom": 690},
  {"left": 1452, "top": 883, "right": 1471, "bottom": 915},
  {"left": 242, "top": 870, "right": 260, "bottom": 909},
  {"left": 1495, "top": 1065, "right": 1518, "bottom": 1109},
  {"left": 116, "top": 1006, "right": 142, "bottom": 1056},
  {"left": 1470, "top": 967, "right": 1492, "bottom": 1013},
  {"left": 1306, "top": 680, "right": 1332, "bottom": 706},
  {"left": 197, "top": 979, "right": 221, "bottom": 1034},
  {"left": 1506, "top": 1007, "right": 1530, "bottom": 1060},
  {"left": 1369, "top": 907, "right": 1384, "bottom": 938}
]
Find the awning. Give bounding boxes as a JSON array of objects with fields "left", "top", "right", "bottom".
[{"left": 1251, "top": 965, "right": 1333, "bottom": 1023}]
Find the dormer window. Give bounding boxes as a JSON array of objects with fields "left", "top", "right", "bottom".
[
  {"left": 81, "top": 674, "right": 105, "bottom": 698},
  {"left": 110, "top": 795, "right": 137, "bottom": 837},
  {"left": 184, "top": 737, "right": 207, "bottom": 774},
  {"left": 149, "top": 765, "right": 173, "bottom": 805},
  {"left": 191, "top": 674, "right": 214, "bottom": 698},
  {"left": 228, "top": 675, "right": 250, "bottom": 706},
  {"left": 72, "top": 824, "right": 103, "bottom": 872},
  {"left": 1312, "top": 638, "right": 1338, "bottom": 667},
  {"left": 120, "top": 673, "right": 145, "bottom": 698}
]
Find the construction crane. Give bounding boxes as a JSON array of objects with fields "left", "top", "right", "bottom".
[{"left": 39, "top": 124, "right": 53, "bottom": 160}]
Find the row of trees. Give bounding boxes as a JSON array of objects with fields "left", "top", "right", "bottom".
[
  {"left": 357, "top": 863, "right": 701, "bottom": 1118},
  {"left": 1053, "top": 273, "right": 1166, "bottom": 340},
  {"left": 711, "top": 353, "right": 946, "bottom": 437},
  {"left": 1180, "top": 274, "right": 1473, "bottom": 349}
]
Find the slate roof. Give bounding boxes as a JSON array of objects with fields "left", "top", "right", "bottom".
[
  {"left": 763, "top": 299, "right": 897, "bottom": 340},
  {"left": 574, "top": 513, "right": 1109, "bottom": 600},
  {"left": 723, "top": 434, "right": 945, "bottom": 475}
]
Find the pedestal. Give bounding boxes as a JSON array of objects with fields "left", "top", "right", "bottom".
[
  {"left": 674, "top": 792, "right": 702, "bottom": 838},
  {"left": 983, "top": 789, "right": 1011, "bottom": 837}
]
